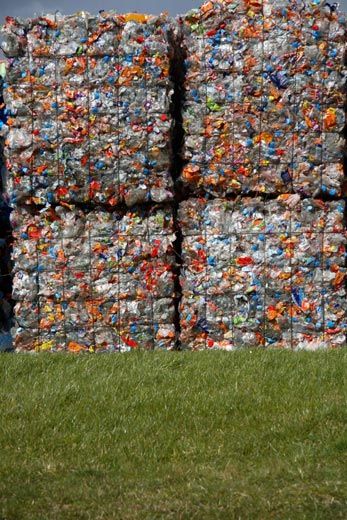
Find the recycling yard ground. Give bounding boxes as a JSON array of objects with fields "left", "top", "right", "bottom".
[{"left": 0, "top": 351, "right": 346, "bottom": 519}]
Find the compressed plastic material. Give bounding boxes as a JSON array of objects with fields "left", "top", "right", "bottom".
[
  {"left": 2, "top": 12, "right": 174, "bottom": 206},
  {"left": 179, "top": 195, "right": 346, "bottom": 350},
  {"left": 181, "top": 0, "right": 346, "bottom": 197},
  {"left": 2, "top": 4, "right": 346, "bottom": 353},
  {"left": 11, "top": 205, "right": 176, "bottom": 351}
]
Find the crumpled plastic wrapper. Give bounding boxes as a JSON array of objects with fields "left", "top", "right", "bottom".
[
  {"left": 179, "top": 195, "right": 346, "bottom": 351},
  {"left": 2, "top": 12, "right": 174, "bottom": 206},
  {"left": 181, "top": 0, "right": 346, "bottom": 197},
  {"left": 11, "top": 205, "right": 176, "bottom": 351}
]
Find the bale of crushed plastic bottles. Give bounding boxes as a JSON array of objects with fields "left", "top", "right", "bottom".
[
  {"left": 2, "top": 12, "right": 174, "bottom": 206},
  {"left": 179, "top": 195, "right": 346, "bottom": 350},
  {"left": 11, "top": 204, "right": 176, "bottom": 351},
  {"left": 180, "top": 0, "right": 346, "bottom": 197}
]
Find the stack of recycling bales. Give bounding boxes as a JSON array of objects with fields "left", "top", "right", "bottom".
[
  {"left": 179, "top": 0, "right": 347, "bottom": 350},
  {"left": 2, "top": 11, "right": 176, "bottom": 352},
  {"left": 2, "top": 1, "right": 346, "bottom": 353}
]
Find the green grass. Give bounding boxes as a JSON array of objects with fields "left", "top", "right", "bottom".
[{"left": 0, "top": 352, "right": 346, "bottom": 520}]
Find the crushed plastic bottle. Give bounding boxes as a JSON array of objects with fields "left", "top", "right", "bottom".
[
  {"left": 11, "top": 205, "right": 176, "bottom": 352},
  {"left": 2, "top": 12, "right": 174, "bottom": 206},
  {"left": 179, "top": 195, "right": 346, "bottom": 350},
  {"left": 180, "top": 0, "right": 346, "bottom": 197}
]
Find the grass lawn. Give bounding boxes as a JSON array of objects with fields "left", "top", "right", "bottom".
[{"left": 0, "top": 351, "right": 346, "bottom": 519}]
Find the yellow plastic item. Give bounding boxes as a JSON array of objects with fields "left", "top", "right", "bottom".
[
  {"left": 35, "top": 340, "right": 54, "bottom": 352},
  {"left": 123, "top": 13, "right": 148, "bottom": 23}
]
